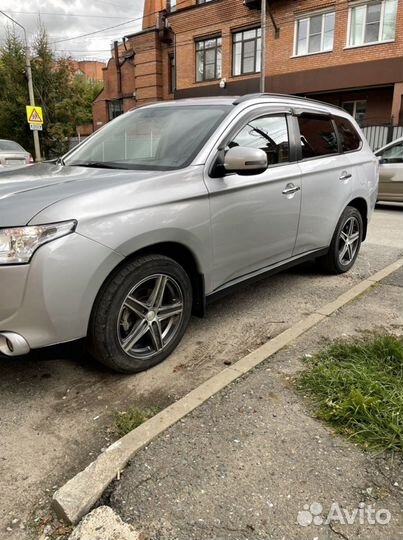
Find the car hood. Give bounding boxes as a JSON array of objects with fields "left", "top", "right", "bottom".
[{"left": 0, "top": 163, "right": 159, "bottom": 227}]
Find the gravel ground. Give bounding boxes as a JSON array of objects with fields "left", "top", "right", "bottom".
[{"left": 109, "top": 271, "right": 403, "bottom": 540}]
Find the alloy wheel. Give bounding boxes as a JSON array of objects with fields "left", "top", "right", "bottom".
[
  {"left": 338, "top": 216, "right": 360, "bottom": 266},
  {"left": 117, "top": 273, "right": 184, "bottom": 360}
]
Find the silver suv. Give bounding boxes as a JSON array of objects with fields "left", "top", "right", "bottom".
[{"left": 0, "top": 94, "right": 378, "bottom": 372}]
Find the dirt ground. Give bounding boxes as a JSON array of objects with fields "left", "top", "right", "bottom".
[{"left": 0, "top": 205, "right": 402, "bottom": 538}]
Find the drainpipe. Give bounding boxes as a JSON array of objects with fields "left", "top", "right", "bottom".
[
  {"left": 114, "top": 41, "right": 122, "bottom": 97},
  {"left": 260, "top": 0, "right": 266, "bottom": 92}
]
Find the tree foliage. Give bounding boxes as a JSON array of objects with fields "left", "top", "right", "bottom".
[{"left": 0, "top": 28, "right": 103, "bottom": 158}]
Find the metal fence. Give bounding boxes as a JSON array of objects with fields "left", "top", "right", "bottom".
[{"left": 362, "top": 125, "right": 403, "bottom": 151}]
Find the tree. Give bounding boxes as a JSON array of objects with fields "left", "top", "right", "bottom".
[
  {"left": 0, "top": 31, "right": 31, "bottom": 152},
  {"left": 0, "top": 28, "right": 103, "bottom": 158}
]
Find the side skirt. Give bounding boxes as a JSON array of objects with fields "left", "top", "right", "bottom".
[{"left": 205, "top": 248, "right": 329, "bottom": 308}]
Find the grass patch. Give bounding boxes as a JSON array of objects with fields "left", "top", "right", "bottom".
[
  {"left": 298, "top": 334, "right": 403, "bottom": 452},
  {"left": 113, "top": 406, "right": 160, "bottom": 437}
]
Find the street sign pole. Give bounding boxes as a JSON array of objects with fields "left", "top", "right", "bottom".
[
  {"left": 0, "top": 10, "right": 42, "bottom": 161},
  {"left": 25, "top": 46, "right": 41, "bottom": 161}
]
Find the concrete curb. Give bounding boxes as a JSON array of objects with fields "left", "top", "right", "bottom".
[{"left": 53, "top": 257, "right": 403, "bottom": 525}]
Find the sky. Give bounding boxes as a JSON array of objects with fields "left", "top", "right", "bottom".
[{"left": 0, "top": 0, "right": 145, "bottom": 62}]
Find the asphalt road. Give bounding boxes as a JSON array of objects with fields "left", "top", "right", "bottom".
[
  {"left": 0, "top": 205, "right": 402, "bottom": 538},
  {"left": 111, "top": 269, "right": 403, "bottom": 540}
]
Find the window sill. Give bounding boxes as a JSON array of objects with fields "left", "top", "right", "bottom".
[
  {"left": 193, "top": 78, "right": 221, "bottom": 85},
  {"left": 231, "top": 71, "right": 261, "bottom": 78},
  {"left": 344, "top": 39, "right": 395, "bottom": 50},
  {"left": 290, "top": 49, "right": 333, "bottom": 59}
]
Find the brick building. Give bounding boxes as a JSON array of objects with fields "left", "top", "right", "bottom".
[
  {"left": 92, "top": 0, "right": 403, "bottom": 130},
  {"left": 68, "top": 60, "right": 105, "bottom": 82}
]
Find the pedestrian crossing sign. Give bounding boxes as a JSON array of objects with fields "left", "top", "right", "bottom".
[{"left": 26, "top": 105, "right": 43, "bottom": 125}]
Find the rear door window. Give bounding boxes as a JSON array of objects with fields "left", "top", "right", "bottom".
[
  {"left": 334, "top": 116, "right": 362, "bottom": 152},
  {"left": 298, "top": 114, "right": 339, "bottom": 159}
]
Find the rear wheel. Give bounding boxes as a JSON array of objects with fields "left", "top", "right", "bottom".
[
  {"left": 89, "top": 254, "right": 192, "bottom": 373},
  {"left": 318, "top": 206, "right": 363, "bottom": 274}
]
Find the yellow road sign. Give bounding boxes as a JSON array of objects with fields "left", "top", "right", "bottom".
[{"left": 26, "top": 105, "right": 43, "bottom": 125}]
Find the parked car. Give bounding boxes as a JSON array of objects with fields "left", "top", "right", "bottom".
[
  {"left": 0, "top": 94, "right": 378, "bottom": 372},
  {"left": 375, "top": 136, "right": 403, "bottom": 202},
  {"left": 0, "top": 139, "right": 33, "bottom": 169}
]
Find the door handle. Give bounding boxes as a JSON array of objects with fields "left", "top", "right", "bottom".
[
  {"left": 339, "top": 172, "right": 352, "bottom": 181},
  {"left": 282, "top": 184, "right": 301, "bottom": 195}
]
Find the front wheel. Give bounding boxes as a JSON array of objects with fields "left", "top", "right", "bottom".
[
  {"left": 318, "top": 206, "right": 363, "bottom": 274},
  {"left": 89, "top": 255, "right": 192, "bottom": 373}
]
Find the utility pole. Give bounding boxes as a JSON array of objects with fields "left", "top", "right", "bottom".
[
  {"left": 0, "top": 10, "right": 41, "bottom": 161},
  {"left": 260, "top": 0, "right": 266, "bottom": 93}
]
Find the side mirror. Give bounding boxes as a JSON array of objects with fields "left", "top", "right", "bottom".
[
  {"left": 376, "top": 154, "right": 384, "bottom": 164},
  {"left": 224, "top": 146, "right": 268, "bottom": 176}
]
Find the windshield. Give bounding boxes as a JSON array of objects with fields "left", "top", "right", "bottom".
[
  {"left": 0, "top": 140, "right": 25, "bottom": 152},
  {"left": 65, "top": 104, "right": 231, "bottom": 170}
]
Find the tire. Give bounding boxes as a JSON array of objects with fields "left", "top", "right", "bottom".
[
  {"left": 318, "top": 206, "right": 363, "bottom": 274},
  {"left": 89, "top": 254, "right": 192, "bottom": 373}
]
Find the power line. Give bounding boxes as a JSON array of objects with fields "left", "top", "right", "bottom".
[
  {"left": 2, "top": 11, "right": 128, "bottom": 20},
  {"left": 49, "top": 18, "right": 143, "bottom": 44},
  {"left": 48, "top": 0, "right": 357, "bottom": 47},
  {"left": 47, "top": 0, "right": 193, "bottom": 44}
]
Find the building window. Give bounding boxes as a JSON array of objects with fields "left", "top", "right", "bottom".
[
  {"left": 295, "top": 11, "right": 335, "bottom": 56},
  {"left": 195, "top": 36, "right": 222, "bottom": 82},
  {"left": 108, "top": 99, "right": 123, "bottom": 121},
  {"left": 169, "top": 54, "right": 175, "bottom": 94},
  {"left": 348, "top": 0, "right": 398, "bottom": 47},
  {"left": 233, "top": 27, "right": 261, "bottom": 76},
  {"left": 342, "top": 100, "right": 367, "bottom": 126}
]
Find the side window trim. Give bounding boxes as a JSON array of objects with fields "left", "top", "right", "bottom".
[
  {"left": 209, "top": 109, "right": 298, "bottom": 178},
  {"left": 332, "top": 117, "right": 343, "bottom": 154}
]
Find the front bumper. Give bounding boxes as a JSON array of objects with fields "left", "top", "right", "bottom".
[{"left": 0, "top": 232, "right": 123, "bottom": 353}]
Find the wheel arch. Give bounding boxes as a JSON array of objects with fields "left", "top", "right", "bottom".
[
  {"left": 129, "top": 242, "right": 205, "bottom": 316},
  {"left": 347, "top": 197, "right": 368, "bottom": 241},
  {"left": 91, "top": 241, "right": 206, "bottom": 323}
]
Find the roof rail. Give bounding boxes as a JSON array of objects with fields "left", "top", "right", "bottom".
[{"left": 232, "top": 93, "right": 346, "bottom": 112}]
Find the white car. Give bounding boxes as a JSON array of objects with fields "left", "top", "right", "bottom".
[{"left": 0, "top": 139, "right": 33, "bottom": 169}]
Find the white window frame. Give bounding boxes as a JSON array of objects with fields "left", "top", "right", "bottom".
[
  {"left": 346, "top": 0, "right": 397, "bottom": 48},
  {"left": 293, "top": 9, "right": 336, "bottom": 57},
  {"left": 342, "top": 100, "right": 367, "bottom": 124}
]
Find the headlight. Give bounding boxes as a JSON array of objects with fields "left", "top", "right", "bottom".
[{"left": 0, "top": 220, "right": 77, "bottom": 265}]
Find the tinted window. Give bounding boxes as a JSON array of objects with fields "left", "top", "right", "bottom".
[
  {"left": 229, "top": 114, "right": 290, "bottom": 165},
  {"left": 298, "top": 115, "right": 338, "bottom": 158},
  {"left": 334, "top": 117, "right": 361, "bottom": 152}
]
